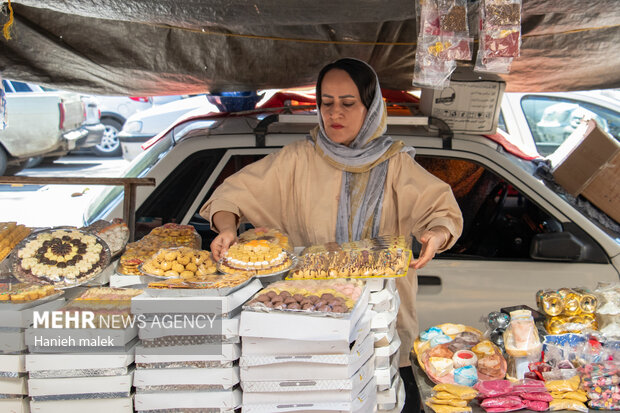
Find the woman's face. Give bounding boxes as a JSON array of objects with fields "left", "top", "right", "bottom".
[{"left": 319, "top": 69, "right": 368, "bottom": 146}]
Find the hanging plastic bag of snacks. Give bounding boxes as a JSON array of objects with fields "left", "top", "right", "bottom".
[{"left": 475, "top": 0, "right": 522, "bottom": 73}]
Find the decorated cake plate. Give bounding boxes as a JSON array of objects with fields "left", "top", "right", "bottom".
[
  {"left": 217, "top": 251, "right": 298, "bottom": 279},
  {"left": 11, "top": 227, "right": 111, "bottom": 289}
]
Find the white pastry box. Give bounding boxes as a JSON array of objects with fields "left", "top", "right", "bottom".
[
  {"left": 26, "top": 347, "right": 134, "bottom": 373},
  {"left": 369, "top": 288, "right": 397, "bottom": 313},
  {"left": 374, "top": 315, "right": 398, "bottom": 348},
  {"left": 0, "top": 328, "right": 26, "bottom": 353},
  {"left": 134, "top": 388, "right": 241, "bottom": 411},
  {"left": 131, "top": 279, "right": 262, "bottom": 318},
  {"left": 371, "top": 294, "right": 399, "bottom": 333},
  {"left": 0, "top": 298, "right": 66, "bottom": 328},
  {"left": 0, "top": 353, "right": 26, "bottom": 374},
  {"left": 135, "top": 342, "right": 240, "bottom": 365},
  {"left": 239, "top": 286, "right": 370, "bottom": 341},
  {"left": 242, "top": 378, "right": 376, "bottom": 413},
  {"left": 28, "top": 371, "right": 133, "bottom": 397},
  {"left": 375, "top": 364, "right": 399, "bottom": 392},
  {"left": 242, "top": 311, "right": 371, "bottom": 356},
  {"left": 377, "top": 375, "right": 402, "bottom": 411},
  {"left": 0, "top": 397, "right": 29, "bottom": 413},
  {"left": 240, "top": 332, "right": 373, "bottom": 382},
  {"left": 138, "top": 314, "right": 239, "bottom": 340},
  {"left": 375, "top": 332, "right": 401, "bottom": 370},
  {"left": 243, "top": 362, "right": 374, "bottom": 402},
  {"left": 0, "top": 376, "right": 28, "bottom": 395},
  {"left": 133, "top": 366, "right": 239, "bottom": 390},
  {"left": 29, "top": 397, "right": 133, "bottom": 413}
]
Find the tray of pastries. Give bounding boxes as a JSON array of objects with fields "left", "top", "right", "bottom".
[
  {"left": 288, "top": 248, "right": 411, "bottom": 280},
  {"left": 140, "top": 247, "right": 217, "bottom": 279},
  {"left": 117, "top": 223, "right": 201, "bottom": 275},
  {"left": 413, "top": 323, "right": 508, "bottom": 386},
  {"left": 82, "top": 218, "right": 129, "bottom": 258},
  {"left": 0, "top": 222, "right": 32, "bottom": 264},
  {"left": 219, "top": 239, "right": 296, "bottom": 277},
  {"left": 243, "top": 279, "right": 364, "bottom": 318},
  {"left": 0, "top": 283, "right": 63, "bottom": 310},
  {"left": 147, "top": 272, "right": 254, "bottom": 296},
  {"left": 238, "top": 227, "right": 293, "bottom": 252},
  {"left": 12, "top": 227, "right": 111, "bottom": 288}
]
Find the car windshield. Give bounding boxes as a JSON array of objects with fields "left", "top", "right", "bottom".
[{"left": 84, "top": 136, "right": 172, "bottom": 224}]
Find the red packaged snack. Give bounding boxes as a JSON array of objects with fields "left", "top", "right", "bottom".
[
  {"left": 481, "top": 396, "right": 524, "bottom": 412},
  {"left": 474, "top": 380, "right": 513, "bottom": 398},
  {"left": 522, "top": 400, "right": 550, "bottom": 411},
  {"left": 519, "top": 392, "right": 554, "bottom": 402}
]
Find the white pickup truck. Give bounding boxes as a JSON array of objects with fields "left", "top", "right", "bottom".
[{"left": 0, "top": 80, "right": 91, "bottom": 175}]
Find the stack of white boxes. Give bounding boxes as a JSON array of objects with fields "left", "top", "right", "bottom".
[
  {"left": 131, "top": 279, "right": 262, "bottom": 412},
  {"left": 239, "top": 281, "right": 376, "bottom": 413},
  {"left": 23, "top": 296, "right": 137, "bottom": 413},
  {"left": 368, "top": 278, "right": 405, "bottom": 412},
  {"left": 0, "top": 291, "right": 65, "bottom": 413}
]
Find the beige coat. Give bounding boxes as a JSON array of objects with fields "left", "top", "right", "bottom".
[{"left": 201, "top": 139, "right": 463, "bottom": 366}]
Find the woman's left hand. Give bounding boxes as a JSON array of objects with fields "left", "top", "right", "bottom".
[{"left": 410, "top": 227, "right": 450, "bottom": 270}]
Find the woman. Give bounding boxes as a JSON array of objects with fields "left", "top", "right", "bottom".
[{"left": 201, "top": 58, "right": 463, "bottom": 408}]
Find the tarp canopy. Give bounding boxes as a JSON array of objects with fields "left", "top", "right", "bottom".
[{"left": 1, "top": 0, "right": 619, "bottom": 95}]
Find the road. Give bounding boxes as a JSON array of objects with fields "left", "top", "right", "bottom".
[{"left": 0, "top": 155, "right": 130, "bottom": 227}]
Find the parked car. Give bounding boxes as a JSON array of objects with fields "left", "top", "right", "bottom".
[
  {"left": 84, "top": 94, "right": 620, "bottom": 332},
  {"left": 0, "top": 80, "right": 87, "bottom": 175},
  {"left": 118, "top": 95, "right": 219, "bottom": 161},
  {"left": 499, "top": 91, "right": 620, "bottom": 156},
  {"left": 92, "top": 95, "right": 183, "bottom": 157}
]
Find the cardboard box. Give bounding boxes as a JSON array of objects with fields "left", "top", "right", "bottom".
[
  {"left": 0, "top": 298, "right": 66, "bottom": 329},
  {"left": 420, "top": 67, "right": 506, "bottom": 134},
  {"left": 28, "top": 371, "right": 133, "bottom": 397},
  {"left": 0, "top": 328, "right": 26, "bottom": 353},
  {"left": 0, "top": 353, "right": 26, "bottom": 374},
  {"left": 375, "top": 332, "right": 401, "bottom": 370},
  {"left": 131, "top": 279, "right": 262, "bottom": 318},
  {"left": 242, "top": 311, "right": 372, "bottom": 356},
  {"left": 243, "top": 377, "right": 376, "bottom": 404},
  {"left": 548, "top": 119, "right": 620, "bottom": 223},
  {"left": 0, "top": 398, "right": 29, "bottom": 413},
  {"left": 377, "top": 375, "right": 401, "bottom": 410},
  {"left": 375, "top": 364, "right": 399, "bottom": 392},
  {"left": 0, "top": 376, "right": 27, "bottom": 395},
  {"left": 371, "top": 295, "right": 400, "bottom": 333},
  {"left": 239, "top": 286, "right": 370, "bottom": 341},
  {"left": 26, "top": 348, "right": 134, "bottom": 372},
  {"left": 242, "top": 378, "right": 376, "bottom": 413},
  {"left": 134, "top": 388, "right": 241, "bottom": 410},
  {"left": 30, "top": 397, "right": 133, "bottom": 413},
  {"left": 241, "top": 355, "right": 374, "bottom": 394},
  {"left": 369, "top": 288, "right": 396, "bottom": 313},
  {"left": 240, "top": 332, "right": 373, "bottom": 382},
  {"left": 133, "top": 366, "right": 239, "bottom": 389},
  {"left": 135, "top": 342, "right": 240, "bottom": 364}
]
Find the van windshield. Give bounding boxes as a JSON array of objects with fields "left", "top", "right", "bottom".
[{"left": 83, "top": 136, "right": 172, "bottom": 224}]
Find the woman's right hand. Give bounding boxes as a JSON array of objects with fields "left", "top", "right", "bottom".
[{"left": 210, "top": 230, "right": 237, "bottom": 261}]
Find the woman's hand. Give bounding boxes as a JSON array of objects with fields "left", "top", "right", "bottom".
[
  {"left": 210, "top": 230, "right": 237, "bottom": 261},
  {"left": 210, "top": 211, "right": 239, "bottom": 261},
  {"left": 410, "top": 226, "right": 450, "bottom": 270}
]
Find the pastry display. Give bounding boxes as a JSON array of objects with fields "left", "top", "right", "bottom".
[
  {"left": 0, "top": 283, "right": 59, "bottom": 302},
  {"left": 414, "top": 323, "right": 507, "bottom": 385},
  {"left": 238, "top": 227, "right": 292, "bottom": 252},
  {"left": 141, "top": 247, "right": 217, "bottom": 279},
  {"left": 219, "top": 239, "right": 293, "bottom": 276},
  {"left": 82, "top": 218, "right": 129, "bottom": 256},
  {"left": 289, "top": 248, "right": 410, "bottom": 280},
  {"left": 75, "top": 287, "right": 143, "bottom": 301},
  {"left": 13, "top": 228, "right": 110, "bottom": 287},
  {"left": 60, "top": 287, "right": 142, "bottom": 328},
  {"left": 0, "top": 222, "right": 31, "bottom": 262},
  {"left": 148, "top": 272, "right": 252, "bottom": 289},
  {"left": 244, "top": 279, "right": 364, "bottom": 314},
  {"left": 118, "top": 223, "right": 201, "bottom": 275},
  {"left": 302, "top": 235, "right": 411, "bottom": 254}
]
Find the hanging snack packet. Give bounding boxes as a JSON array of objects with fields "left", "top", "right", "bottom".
[{"left": 475, "top": 0, "right": 522, "bottom": 74}]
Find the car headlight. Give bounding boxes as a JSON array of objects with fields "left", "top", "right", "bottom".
[{"left": 123, "top": 120, "right": 143, "bottom": 133}]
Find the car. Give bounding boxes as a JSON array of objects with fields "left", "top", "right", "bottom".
[
  {"left": 0, "top": 80, "right": 88, "bottom": 175},
  {"left": 118, "top": 94, "right": 219, "bottom": 161},
  {"left": 84, "top": 93, "right": 620, "bottom": 332},
  {"left": 91, "top": 95, "right": 183, "bottom": 157},
  {"left": 499, "top": 91, "right": 620, "bottom": 156}
]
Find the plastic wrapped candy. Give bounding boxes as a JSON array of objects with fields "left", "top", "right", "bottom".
[
  {"left": 503, "top": 310, "right": 542, "bottom": 358},
  {"left": 545, "top": 375, "right": 581, "bottom": 393},
  {"left": 519, "top": 392, "right": 553, "bottom": 402},
  {"left": 594, "top": 282, "right": 620, "bottom": 338},
  {"left": 549, "top": 390, "right": 588, "bottom": 402},
  {"left": 522, "top": 399, "right": 550, "bottom": 412},
  {"left": 480, "top": 395, "right": 524, "bottom": 412},
  {"left": 589, "top": 398, "right": 620, "bottom": 410},
  {"left": 475, "top": 0, "right": 522, "bottom": 74},
  {"left": 549, "top": 399, "right": 589, "bottom": 413},
  {"left": 474, "top": 380, "right": 513, "bottom": 398}
]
